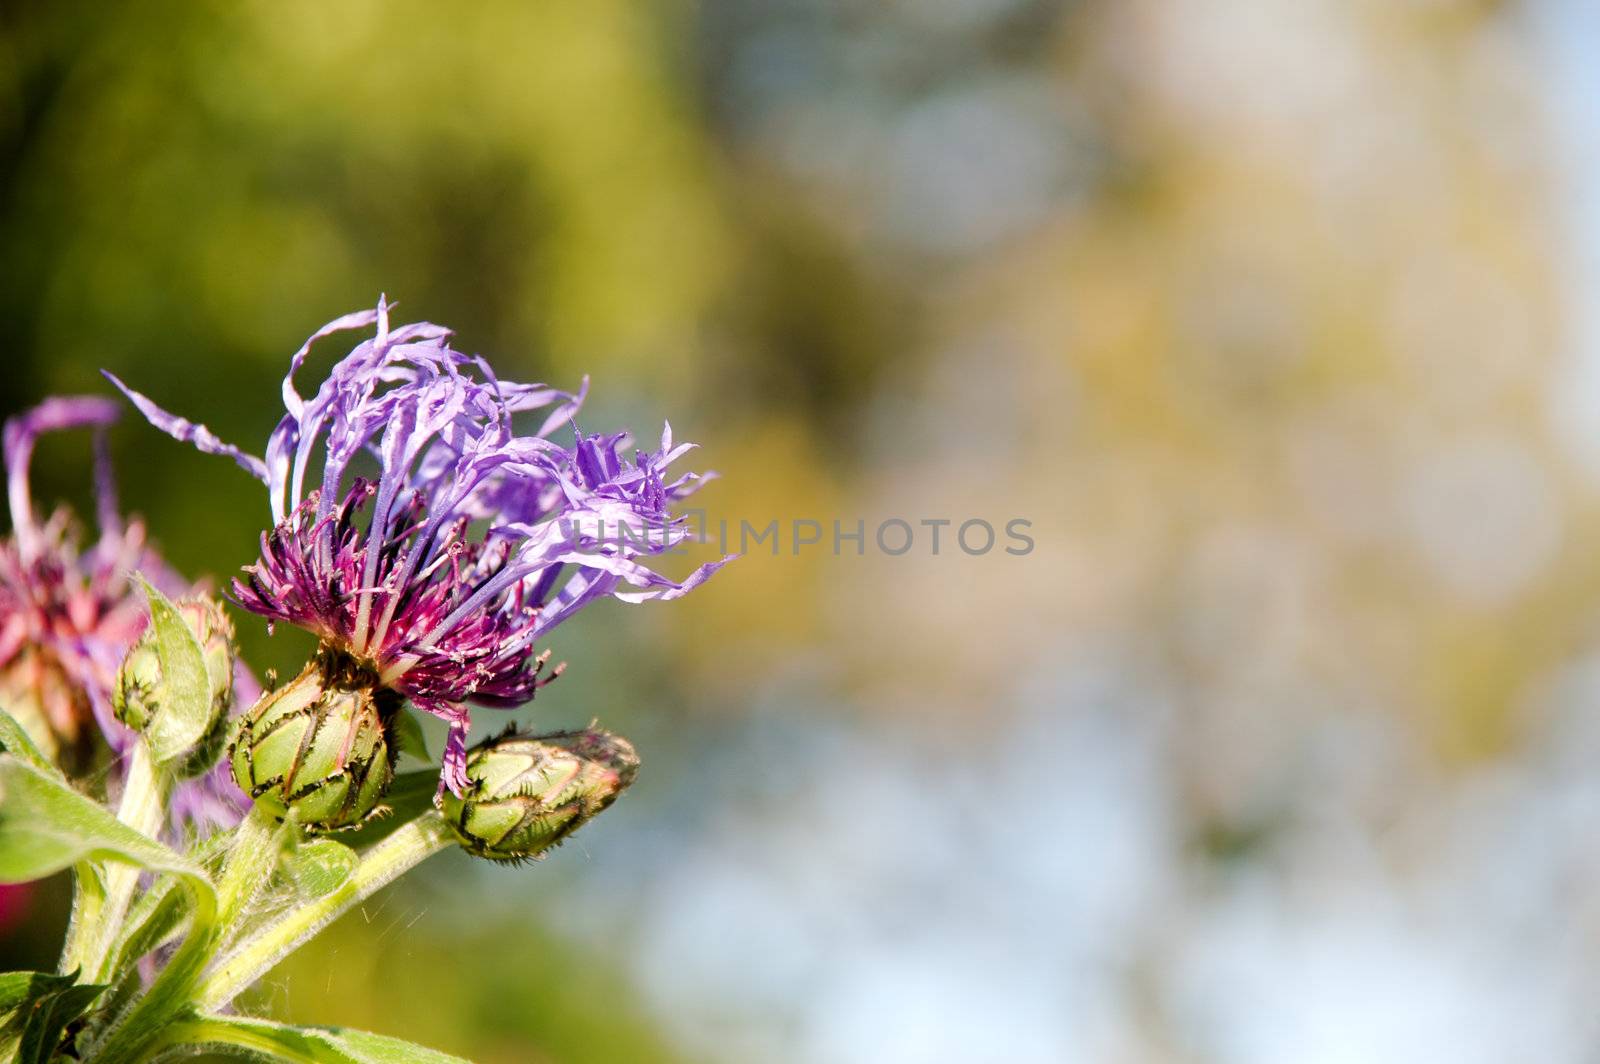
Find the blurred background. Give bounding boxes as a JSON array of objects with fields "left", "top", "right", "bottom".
[{"left": 4, "top": 0, "right": 1600, "bottom": 1060}]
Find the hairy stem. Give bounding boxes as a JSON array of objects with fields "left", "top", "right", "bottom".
[
  {"left": 213, "top": 805, "right": 288, "bottom": 944},
  {"left": 195, "top": 811, "right": 455, "bottom": 1011},
  {"left": 58, "top": 861, "right": 106, "bottom": 976},
  {"left": 79, "top": 861, "right": 219, "bottom": 1064},
  {"left": 83, "top": 811, "right": 283, "bottom": 1062},
  {"left": 81, "top": 743, "right": 169, "bottom": 979}
]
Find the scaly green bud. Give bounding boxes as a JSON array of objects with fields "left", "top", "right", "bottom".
[
  {"left": 113, "top": 595, "right": 238, "bottom": 776},
  {"left": 439, "top": 727, "right": 639, "bottom": 863},
  {"left": 228, "top": 655, "right": 398, "bottom": 833}
]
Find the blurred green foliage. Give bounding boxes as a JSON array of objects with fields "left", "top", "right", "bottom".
[{"left": 244, "top": 869, "right": 686, "bottom": 1064}]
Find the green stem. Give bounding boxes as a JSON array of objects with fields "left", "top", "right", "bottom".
[
  {"left": 213, "top": 805, "right": 288, "bottom": 944},
  {"left": 88, "top": 931, "right": 216, "bottom": 1064},
  {"left": 81, "top": 744, "right": 169, "bottom": 978},
  {"left": 83, "top": 813, "right": 287, "bottom": 1063},
  {"left": 80, "top": 863, "right": 219, "bottom": 1064},
  {"left": 58, "top": 862, "right": 107, "bottom": 976},
  {"left": 195, "top": 811, "right": 454, "bottom": 1012},
  {"left": 114, "top": 741, "right": 168, "bottom": 836}
]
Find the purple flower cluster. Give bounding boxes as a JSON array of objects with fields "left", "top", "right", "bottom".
[
  {"left": 0, "top": 397, "right": 247, "bottom": 834},
  {"left": 0, "top": 398, "right": 150, "bottom": 760},
  {"left": 110, "top": 299, "right": 731, "bottom": 793}
]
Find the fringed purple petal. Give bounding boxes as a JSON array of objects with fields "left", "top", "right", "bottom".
[
  {"left": 414, "top": 698, "right": 473, "bottom": 797},
  {"left": 611, "top": 555, "right": 736, "bottom": 603},
  {"left": 103, "top": 372, "right": 269, "bottom": 484}
]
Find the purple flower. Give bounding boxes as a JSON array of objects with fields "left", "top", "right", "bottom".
[
  {"left": 1, "top": 397, "right": 145, "bottom": 760},
  {"left": 0, "top": 397, "right": 248, "bottom": 835},
  {"left": 108, "top": 299, "right": 732, "bottom": 794}
]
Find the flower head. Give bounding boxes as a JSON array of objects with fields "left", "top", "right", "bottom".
[
  {"left": 109, "top": 299, "right": 731, "bottom": 794},
  {"left": 439, "top": 725, "right": 639, "bottom": 863},
  {"left": 229, "top": 653, "right": 399, "bottom": 833},
  {"left": 0, "top": 397, "right": 248, "bottom": 834}
]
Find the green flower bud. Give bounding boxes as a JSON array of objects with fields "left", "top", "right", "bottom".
[
  {"left": 113, "top": 596, "right": 238, "bottom": 776},
  {"left": 439, "top": 727, "right": 639, "bottom": 863},
  {"left": 113, "top": 642, "right": 161, "bottom": 733},
  {"left": 229, "top": 657, "right": 398, "bottom": 833}
]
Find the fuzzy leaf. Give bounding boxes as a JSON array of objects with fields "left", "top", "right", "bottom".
[
  {"left": 0, "top": 756, "right": 213, "bottom": 916},
  {"left": 328, "top": 1026, "right": 472, "bottom": 1063},
  {"left": 109, "top": 880, "right": 189, "bottom": 976},
  {"left": 0, "top": 705, "right": 59, "bottom": 779},
  {"left": 134, "top": 576, "right": 215, "bottom": 765},
  {"left": 0, "top": 970, "right": 74, "bottom": 1018},
  {"left": 180, "top": 1014, "right": 471, "bottom": 1063},
  {"left": 286, "top": 838, "right": 358, "bottom": 898},
  {"left": 0, "top": 970, "right": 106, "bottom": 1064}
]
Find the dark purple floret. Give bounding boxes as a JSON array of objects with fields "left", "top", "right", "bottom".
[{"left": 109, "top": 299, "right": 732, "bottom": 793}]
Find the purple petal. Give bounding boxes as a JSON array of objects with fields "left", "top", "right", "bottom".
[
  {"left": 4, "top": 396, "right": 121, "bottom": 554},
  {"left": 103, "top": 372, "right": 269, "bottom": 484}
]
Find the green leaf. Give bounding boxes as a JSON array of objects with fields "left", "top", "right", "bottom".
[
  {"left": 172, "top": 1014, "right": 472, "bottom": 1063},
  {"left": 286, "top": 838, "right": 358, "bottom": 898},
  {"left": 91, "top": 886, "right": 187, "bottom": 1047},
  {"left": 134, "top": 576, "right": 214, "bottom": 765},
  {"left": 109, "top": 879, "right": 189, "bottom": 974},
  {"left": 329, "top": 1027, "right": 472, "bottom": 1064},
  {"left": 0, "top": 756, "right": 214, "bottom": 919},
  {"left": 14, "top": 978, "right": 105, "bottom": 1064},
  {"left": 392, "top": 711, "right": 429, "bottom": 763},
  {"left": 0, "top": 970, "right": 75, "bottom": 1018},
  {"left": 96, "top": 827, "right": 233, "bottom": 983},
  {"left": 0, "top": 705, "right": 59, "bottom": 779},
  {"left": 0, "top": 969, "right": 107, "bottom": 1064}
]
